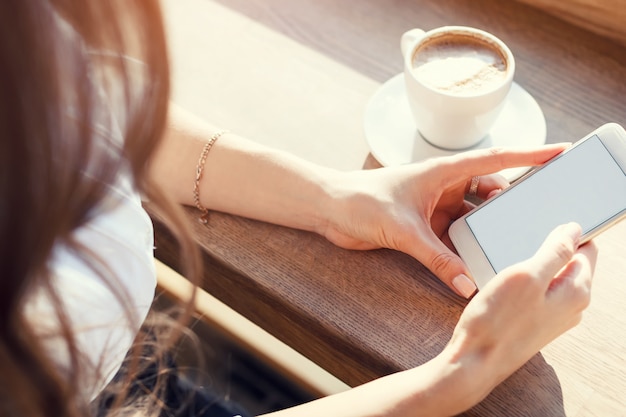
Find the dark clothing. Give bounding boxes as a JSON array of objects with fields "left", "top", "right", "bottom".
[
  {"left": 95, "top": 352, "right": 252, "bottom": 417},
  {"left": 161, "top": 369, "right": 251, "bottom": 417}
]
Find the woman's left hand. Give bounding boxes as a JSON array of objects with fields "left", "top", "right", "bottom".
[{"left": 319, "top": 144, "right": 567, "bottom": 298}]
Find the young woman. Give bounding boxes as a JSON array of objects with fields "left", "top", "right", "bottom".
[{"left": 0, "top": 1, "right": 596, "bottom": 417}]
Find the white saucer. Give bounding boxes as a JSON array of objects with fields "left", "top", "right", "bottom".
[{"left": 363, "top": 73, "right": 546, "bottom": 181}]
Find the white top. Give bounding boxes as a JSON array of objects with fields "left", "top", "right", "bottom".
[{"left": 25, "top": 167, "right": 157, "bottom": 401}]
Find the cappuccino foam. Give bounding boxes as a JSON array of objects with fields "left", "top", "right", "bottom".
[{"left": 412, "top": 34, "right": 507, "bottom": 95}]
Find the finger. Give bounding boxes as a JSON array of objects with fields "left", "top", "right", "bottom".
[
  {"left": 444, "top": 143, "right": 569, "bottom": 182},
  {"left": 525, "top": 222, "right": 582, "bottom": 286},
  {"left": 466, "top": 173, "right": 509, "bottom": 199},
  {"left": 548, "top": 240, "right": 597, "bottom": 306},
  {"left": 407, "top": 225, "right": 477, "bottom": 298},
  {"left": 577, "top": 240, "right": 599, "bottom": 275},
  {"left": 486, "top": 188, "right": 503, "bottom": 200}
]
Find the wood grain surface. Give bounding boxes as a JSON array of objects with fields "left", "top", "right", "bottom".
[
  {"left": 516, "top": 0, "right": 626, "bottom": 46},
  {"left": 156, "top": 0, "right": 626, "bottom": 415}
]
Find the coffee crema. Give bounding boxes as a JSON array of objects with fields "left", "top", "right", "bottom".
[{"left": 411, "top": 33, "right": 508, "bottom": 96}]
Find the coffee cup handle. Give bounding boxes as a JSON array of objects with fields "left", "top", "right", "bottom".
[{"left": 401, "top": 28, "right": 426, "bottom": 57}]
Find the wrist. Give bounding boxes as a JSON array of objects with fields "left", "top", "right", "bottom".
[
  {"left": 435, "top": 332, "right": 507, "bottom": 413},
  {"left": 411, "top": 340, "right": 500, "bottom": 416},
  {"left": 310, "top": 168, "right": 343, "bottom": 236}
]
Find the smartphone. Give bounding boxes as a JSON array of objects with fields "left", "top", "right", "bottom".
[{"left": 449, "top": 123, "right": 626, "bottom": 289}]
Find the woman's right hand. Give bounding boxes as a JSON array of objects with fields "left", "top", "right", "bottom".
[
  {"left": 441, "top": 222, "right": 597, "bottom": 412},
  {"left": 261, "top": 223, "right": 597, "bottom": 417}
]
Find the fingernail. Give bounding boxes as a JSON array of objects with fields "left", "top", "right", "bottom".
[
  {"left": 452, "top": 274, "right": 477, "bottom": 299},
  {"left": 487, "top": 188, "right": 502, "bottom": 199}
]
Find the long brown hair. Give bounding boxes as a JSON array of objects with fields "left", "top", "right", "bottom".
[{"left": 0, "top": 1, "right": 197, "bottom": 416}]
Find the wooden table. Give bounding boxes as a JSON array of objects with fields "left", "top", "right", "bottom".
[{"left": 155, "top": 0, "right": 626, "bottom": 415}]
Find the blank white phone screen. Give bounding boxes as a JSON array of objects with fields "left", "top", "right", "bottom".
[{"left": 466, "top": 135, "right": 626, "bottom": 273}]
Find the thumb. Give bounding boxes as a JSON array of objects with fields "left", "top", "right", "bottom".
[
  {"left": 525, "top": 222, "right": 582, "bottom": 286},
  {"left": 408, "top": 227, "right": 477, "bottom": 298}
]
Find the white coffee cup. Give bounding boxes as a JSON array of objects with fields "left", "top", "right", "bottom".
[{"left": 401, "top": 26, "right": 515, "bottom": 150}]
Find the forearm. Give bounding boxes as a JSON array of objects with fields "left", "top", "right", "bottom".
[
  {"left": 259, "top": 346, "right": 490, "bottom": 417},
  {"left": 149, "top": 104, "right": 337, "bottom": 233}
]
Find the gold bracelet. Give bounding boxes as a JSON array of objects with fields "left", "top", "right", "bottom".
[{"left": 193, "top": 130, "right": 228, "bottom": 224}]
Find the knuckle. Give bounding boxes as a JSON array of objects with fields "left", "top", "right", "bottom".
[
  {"left": 553, "top": 240, "right": 575, "bottom": 264},
  {"left": 430, "top": 252, "right": 458, "bottom": 277},
  {"left": 487, "top": 147, "right": 507, "bottom": 168},
  {"left": 487, "top": 147, "right": 507, "bottom": 157}
]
